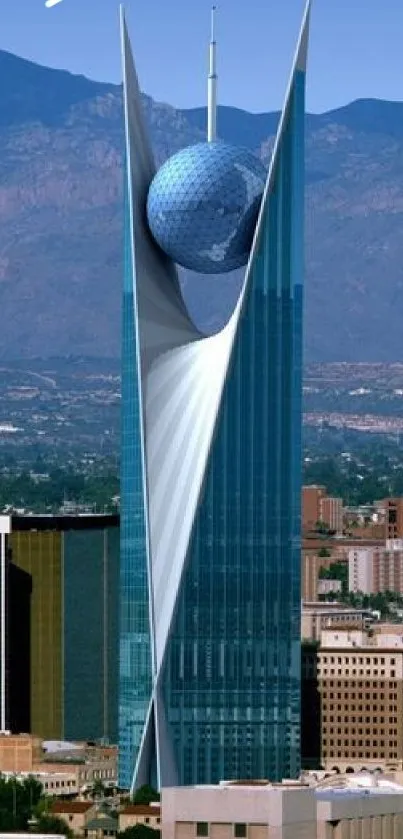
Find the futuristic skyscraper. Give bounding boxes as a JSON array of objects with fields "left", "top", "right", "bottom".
[{"left": 119, "top": 2, "right": 311, "bottom": 791}]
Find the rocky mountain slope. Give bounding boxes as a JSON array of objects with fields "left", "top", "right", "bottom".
[{"left": 1, "top": 49, "right": 403, "bottom": 360}]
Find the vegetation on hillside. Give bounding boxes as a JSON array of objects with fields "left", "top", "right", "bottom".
[{"left": 0, "top": 465, "right": 118, "bottom": 513}]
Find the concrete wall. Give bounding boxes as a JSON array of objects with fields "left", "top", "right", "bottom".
[
  {"left": 119, "top": 810, "right": 161, "bottom": 831},
  {"left": 162, "top": 786, "right": 317, "bottom": 839},
  {"left": 163, "top": 784, "right": 403, "bottom": 839}
]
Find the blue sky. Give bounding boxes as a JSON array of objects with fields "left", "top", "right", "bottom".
[{"left": 2, "top": 0, "right": 403, "bottom": 113}]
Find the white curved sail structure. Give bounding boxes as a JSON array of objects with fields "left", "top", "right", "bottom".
[{"left": 119, "top": 1, "right": 311, "bottom": 791}]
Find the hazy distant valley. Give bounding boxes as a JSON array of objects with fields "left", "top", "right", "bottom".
[{"left": 0, "top": 360, "right": 402, "bottom": 468}]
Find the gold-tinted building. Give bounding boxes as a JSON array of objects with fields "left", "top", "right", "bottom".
[
  {"left": 11, "top": 529, "right": 63, "bottom": 739},
  {"left": 5, "top": 514, "right": 119, "bottom": 743}
]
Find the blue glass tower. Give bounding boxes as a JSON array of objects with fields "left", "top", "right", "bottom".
[{"left": 119, "top": 2, "right": 311, "bottom": 791}]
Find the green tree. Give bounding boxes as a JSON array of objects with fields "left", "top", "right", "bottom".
[
  {"left": 318, "top": 560, "right": 348, "bottom": 594},
  {"left": 315, "top": 520, "right": 329, "bottom": 535},
  {"left": 92, "top": 778, "right": 106, "bottom": 799},
  {"left": 34, "top": 815, "right": 72, "bottom": 837},
  {"left": 118, "top": 826, "right": 160, "bottom": 839},
  {"left": 0, "top": 776, "right": 43, "bottom": 831},
  {"left": 132, "top": 785, "right": 160, "bottom": 805}
]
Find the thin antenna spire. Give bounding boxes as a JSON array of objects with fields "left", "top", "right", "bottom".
[
  {"left": 207, "top": 5, "right": 217, "bottom": 142},
  {"left": 210, "top": 4, "right": 216, "bottom": 42}
]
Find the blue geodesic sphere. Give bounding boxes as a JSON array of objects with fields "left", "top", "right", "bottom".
[{"left": 146, "top": 141, "right": 266, "bottom": 274}]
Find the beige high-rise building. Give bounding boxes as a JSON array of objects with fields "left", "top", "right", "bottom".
[
  {"left": 348, "top": 546, "right": 403, "bottom": 594},
  {"left": 348, "top": 548, "right": 375, "bottom": 594},
  {"left": 320, "top": 497, "right": 343, "bottom": 535},
  {"left": 302, "top": 487, "right": 344, "bottom": 535},
  {"left": 318, "top": 629, "right": 403, "bottom": 772}
]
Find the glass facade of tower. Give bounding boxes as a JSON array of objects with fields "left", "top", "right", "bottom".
[
  {"left": 64, "top": 527, "right": 119, "bottom": 743},
  {"left": 119, "top": 180, "right": 153, "bottom": 790},
  {"left": 161, "top": 71, "right": 305, "bottom": 784}
]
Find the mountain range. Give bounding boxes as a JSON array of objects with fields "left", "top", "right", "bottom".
[{"left": 1, "top": 49, "right": 403, "bottom": 360}]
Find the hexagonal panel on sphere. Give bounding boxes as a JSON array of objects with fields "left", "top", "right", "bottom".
[{"left": 146, "top": 141, "right": 266, "bottom": 275}]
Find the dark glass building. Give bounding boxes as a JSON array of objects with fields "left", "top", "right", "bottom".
[
  {"left": 2, "top": 514, "right": 119, "bottom": 743},
  {"left": 119, "top": 1, "right": 310, "bottom": 790},
  {"left": 6, "top": 557, "right": 31, "bottom": 734}
]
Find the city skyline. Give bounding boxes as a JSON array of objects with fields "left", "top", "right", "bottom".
[{"left": 0, "top": 0, "right": 403, "bottom": 812}]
